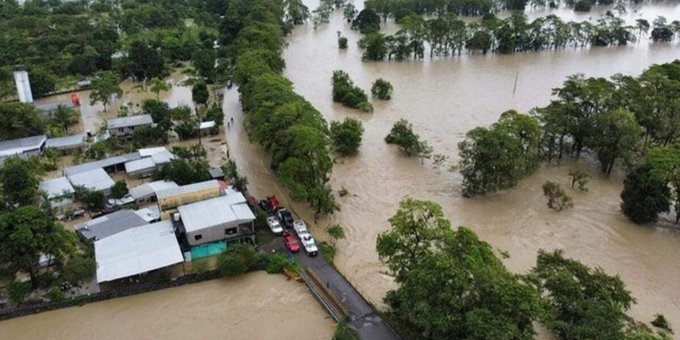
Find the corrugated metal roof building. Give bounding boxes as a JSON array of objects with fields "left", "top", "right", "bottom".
[
  {"left": 76, "top": 209, "right": 148, "bottom": 241},
  {"left": 0, "top": 135, "right": 47, "bottom": 159},
  {"left": 129, "top": 180, "right": 179, "bottom": 203},
  {"left": 66, "top": 168, "right": 115, "bottom": 193},
  {"left": 40, "top": 176, "right": 75, "bottom": 208},
  {"left": 177, "top": 191, "right": 255, "bottom": 246},
  {"left": 46, "top": 134, "right": 85, "bottom": 153},
  {"left": 94, "top": 220, "right": 183, "bottom": 283},
  {"left": 156, "top": 180, "right": 221, "bottom": 216}
]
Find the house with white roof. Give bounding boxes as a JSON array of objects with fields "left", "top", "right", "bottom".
[
  {"left": 129, "top": 180, "right": 179, "bottom": 204},
  {"left": 40, "top": 176, "right": 75, "bottom": 209},
  {"left": 0, "top": 135, "right": 47, "bottom": 163},
  {"left": 107, "top": 114, "right": 154, "bottom": 139},
  {"left": 176, "top": 189, "right": 256, "bottom": 246},
  {"left": 66, "top": 168, "right": 115, "bottom": 193},
  {"left": 94, "top": 220, "right": 183, "bottom": 284}
]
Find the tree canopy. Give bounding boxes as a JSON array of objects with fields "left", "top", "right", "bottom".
[{"left": 330, "top": 118, "right": 364, "bottom": 156}]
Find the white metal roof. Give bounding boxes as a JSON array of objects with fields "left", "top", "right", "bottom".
[
  {"left": 125, "top": 157, "right": 156, "bottom": 174},
  {"left": 156, "top": 180, "right": 220, "bottom": 200},
  {"left": 177, "top": 193, "right": 255, "bottom": 233},
  {"left": 129, "top": 180, "right": 179, "bottom": 200},
  {"left": 134, "top": 207, "right": 160, "bottom": 223},
  {"left": 0, "top": 135, "right": 46, "bottom": 157},
  {"left": 67, "top": 168, "right": 115, "bottom": 192},
  {"left": 138, "top": 147, "right": 167, "bottom": 157},
  {"left": 107, "top": 114, "right": 153, "bottom": 129},
  {"left": 150, "top": 150, "right": 174, "bottom": 164},
  {"left": 46, "top": 134, "right": 84, "bottom": 150},
  {"left": 40, "top": 176, "right": 75, "bottom": 200},
  {"left": 94, "top": 220, "right": 183, "bottom": 283},
  {"left": 64, "top": 152, "right": 141, "bottom": 176},
  {"left": 199, "top": 121, "right": 216, "bottom": 130}
]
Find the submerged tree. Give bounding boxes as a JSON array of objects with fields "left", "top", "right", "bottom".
[
  {"left": 377, "top": 198, "right": 543, "bottom": 339},
  {"left": 543, "top": 181, "right": 574, "bottom": 211},
  {"left": 371, "top": 78, "right": 393, "bottom": 100},
  {"left": 330, "top": 117, "right": 364, "bottom": 156},
  {"left": 385, "top": 119, "right": 431, "bottom": 158},
  {"left": 621, "top": 163, "right": 670, "bottom": 224},
  {"left": 89, "top": 70, "right": 122, "bottom": 112}
]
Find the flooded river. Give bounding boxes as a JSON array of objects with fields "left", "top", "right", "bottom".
[
  {"left": 225, "top": 0, "right": 680, "bottom": 332},
  {"left": 0, "top": 272, "right": 334, "bottom": 339}
]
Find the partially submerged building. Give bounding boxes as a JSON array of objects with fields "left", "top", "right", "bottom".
[
  {"left": 124, "top": 148, "right": 174, "bottom": 178},
  {"left": 64, "top": 152, "right": 141, "bottom": 177},
  {"left": 129, "top": 180, "right": 179, "bottom": 204},
  {"left": 76, "top": 209, "right": 148, "bottom": 241},
  {"left": 46, "top": 134, "right": 85, "bottom": 154},
  {"left": 0, "top": 135, "right": 47, "bottom": 163},
  {"left": 176, "top": 189, "right": 256, "bottom": 246},
  {"left": 156, "top": 180, "right": 221, "bottom": 219},
  {"left": 40, "top": 176, "right": 75, "bottom": 209},
  {"left": 66, "top": 168, "right": 115, "bottom": 193},
  {"left": 107, "top": 114, "right": 154, "bottom": 139},
  {"left": 94, "top": 220, "right": 183, "bottom": 284}
]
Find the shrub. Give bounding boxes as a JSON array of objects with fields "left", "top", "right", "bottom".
[
  {"left": 371, "top": 78, "right": 393, "bottom": 100},
  {"left": 568, "top": 168, "right": 590, "bottom": 191},
  {"left": 7, "top": 280, "right": 30, "bottom": 305},
  {"left": 216, "top": 244, "right": 258, "bottom": 277},
  {"left": 542, "top": 181, "right": 574, "bottom": 211},
  {"left": 262, "top": 252, "right": 301, "bottom": 274},
  {"left": 385, "top": 119, "right": 432, "bottom": 157},
  {"left": 331, "top": 70, "right": 373, "bottom": 112},
  {"left": 338, "top": 36, "right": 348, "bottom": 49},
  {"left": 110, "top": 180, "right": 129, "bottom": 199},
  {"left": 47, "top": 287, "right": 67, "bottom": 302},
  {"left": 319, "top": 241, "right": 336, "bottom": 263},
  {"left": 330, "top": 118, "right": 364, "bottom": 156},
  {"left": 61, "top": 255, "right": 96, "bottom": 284},
  {"left": 333, "top": 322, "right": 359, "bottom": 340}
]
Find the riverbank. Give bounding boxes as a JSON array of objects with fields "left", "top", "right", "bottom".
[{"left": 0, "top": 272, "right": 334, "bottom": 340}]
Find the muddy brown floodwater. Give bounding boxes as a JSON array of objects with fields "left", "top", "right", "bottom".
[
  {"left": 224, "top": 0, "right": 680, "bottom": 333},
  {"left": 0, "top": 272, "right": 334, "bottom": 340}
]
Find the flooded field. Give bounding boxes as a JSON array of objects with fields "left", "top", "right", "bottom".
[
  {"left": 225, "top": 0, "right": 680, "bottom": 330},
  {"left": 0, "top": 272, "right": 334, "bottom": 340}
]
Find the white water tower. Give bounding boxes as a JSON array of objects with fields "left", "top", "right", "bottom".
[{"left": 13, "top": 70, "right": 33, "bottom": 103}]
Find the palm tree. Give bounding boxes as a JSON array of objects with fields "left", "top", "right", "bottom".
[
  {"left": 148, "top": 78, "right": 170, "bottom": 100},
  {"left": 635, "top": 19, "right": 650, "bottom": 41},
  {"left": 53, "top": 105, "right": 79, "bottom": 133}
]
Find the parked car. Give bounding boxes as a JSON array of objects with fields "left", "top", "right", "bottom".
[
  {"left": 276, "top": 208, "right": 294, "bottom": 228},
  {"left": 283, "top": 232, "right": 300, "bottom": 253},
  {"left": 258, "top": 200, "right": 270, "bottom": 212},
  {"left": 293, "top": 220, "right": 318, "bottom": 256},
  {"left": 72, "top": 209, "right": 86, "bottom": 218},
  {"left": 267, "top": 216, "right": 283, "bottom": 236}
]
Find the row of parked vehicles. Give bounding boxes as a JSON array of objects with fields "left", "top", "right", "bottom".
[{"left": 261, "top": 196, "right": 318, "bottom": 257}]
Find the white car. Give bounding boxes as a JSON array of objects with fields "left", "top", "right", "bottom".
[
  {"left": 293, "top": 220, "right": 318, "bottom": 256},
  {"left": 267, "top": 216, "right": 283, "bottom": 235}
]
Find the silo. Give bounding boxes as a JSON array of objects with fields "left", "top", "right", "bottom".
[{"left": 13, "top": 70, "right": 33, "bottom": 103}]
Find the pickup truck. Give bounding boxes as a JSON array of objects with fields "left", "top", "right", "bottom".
[
  {"left": 276, "top": 208, "right": 294, "bottom": 229},
  {"left": 293, "top": 220, "right": 318, "bottom": 256}
]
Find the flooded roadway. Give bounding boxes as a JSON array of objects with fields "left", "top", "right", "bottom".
[{"left": 226, "top": 0, "right": 680, "bottom": 331}]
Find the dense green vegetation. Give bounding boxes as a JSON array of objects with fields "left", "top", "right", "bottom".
[
  {"left": 458, "top": 61, "right": 680, "bottom": 225},
  {"left": 154, "top": 145, "right": 211, "bottom": 185},
  {"left": 385, "top": 119, "right": 432, "bottom": 157},
  {"left": 0, "top": 0, "right": 224, "bottom": 99},
  {"left": 330, "top": 118, "right": 364, "bottom": 156},
  {"left": 221, "top": 0, "right": 338, "bottom": 218},
  {"left": 371, "top": 78, "right": 393, "bottom": 100},
  {"left": 379, "top": 198, "right": 670, "bottom": 339},
  {"left": 362, "top": 13, "right": 665, "bottom": 61},
  {"left": 543, "top": 181, "right": 574, "bottom": 211},
  {"left": 458, "top": 110, "right": 540, "bottom": 197},
  {"left": 332, "top": 70, "right": 373, "bottom": 112}
]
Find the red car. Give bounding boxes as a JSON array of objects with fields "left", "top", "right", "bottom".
[{"left": 283, "top": 232, "right": 300, "bottom": 253}]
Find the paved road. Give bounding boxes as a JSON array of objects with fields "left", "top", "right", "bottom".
[{"left": 268, "top": 237, "right": 400, "bottom": 340}]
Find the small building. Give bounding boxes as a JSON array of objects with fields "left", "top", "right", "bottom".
[
  {"left": 0, "top": 135, "right": 47, "bottom": 162},
  {"left": 177, "top": 190, "right": 256, "bottom": 246},
  {"left": 134, "top": 206, "right": 161, "bottom": 223},
  {"left": 124, "top": 148, "right": 174, "bottom": 178},
  {"left": 198, "top": 120, "right": 218, "bottom": 136},
  {"left": 156, "top": 180, "right": 221, "bottom": 219},
  {"left": 129, "top": 180, "right": 179, "bottom": 204},
  {"left": 107, "top": 115, "right": 154, "bottom": 139},
  {"left": 46, "top": 134, "right": 85, "bottom": 154},
  {"left": 66, "top": 168, "right": 115, "bottom": 194},
  {"left": 64, "top": 152, "right": 141, "bottom": 176},
  {"left": 76, "top": 209, "right": 148, "bottom": 241},
  {"left": 94, "top": 220, "right": 183, "bottom": 284},
  {"left": 208, "top": 167, "right": 225, "bottom": 180},
  {"left": 40, "top": 176, "right": 75, "bottom": 209},
  {"left": 34, "top": 100, "right": 76, "bottom": 117}
]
